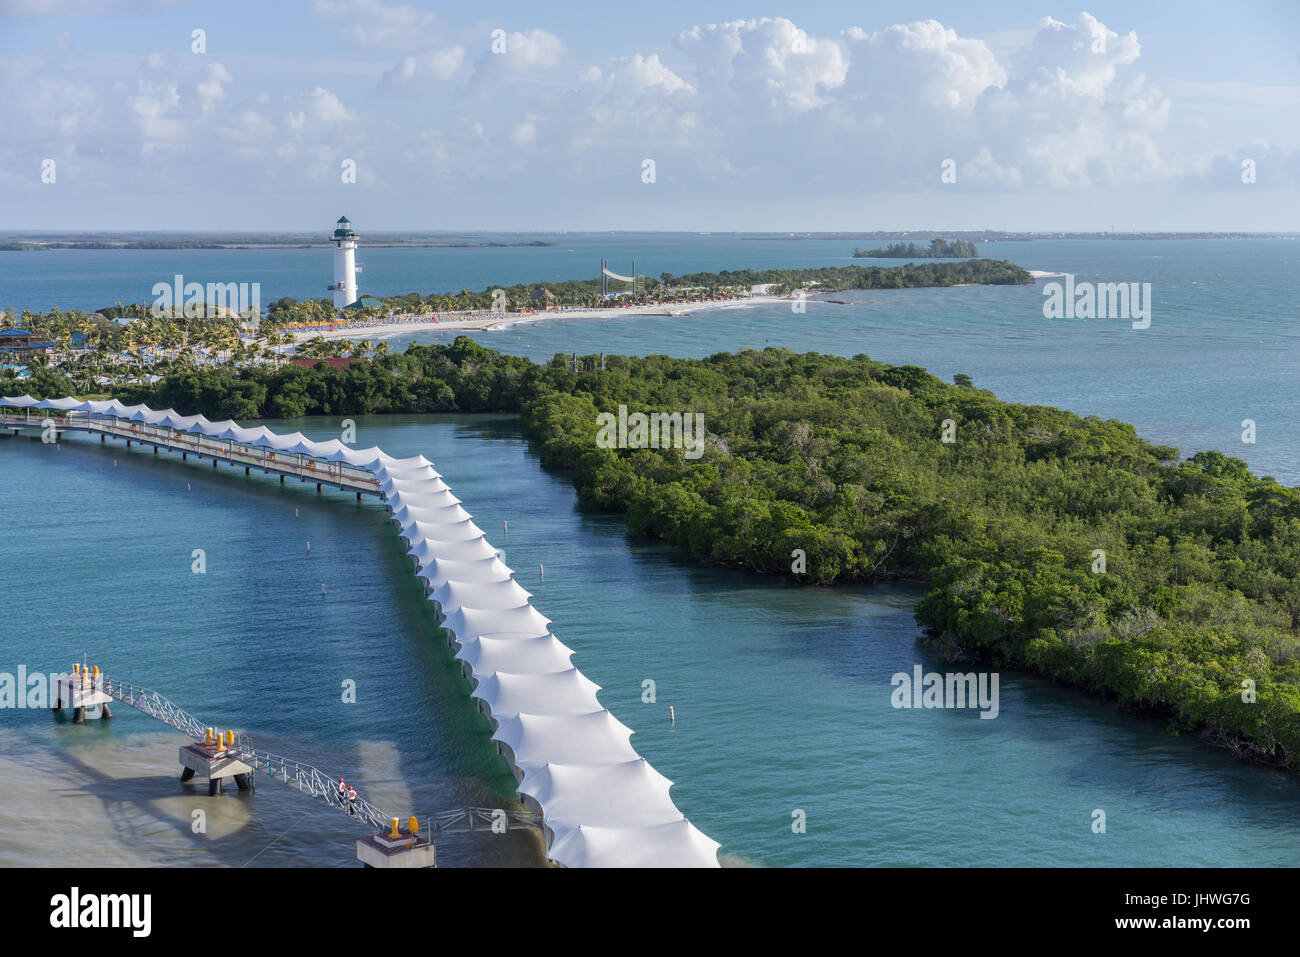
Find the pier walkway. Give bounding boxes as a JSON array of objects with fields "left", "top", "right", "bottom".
[
  {"left": 2, "top": 394, "right": 720, "bottom": 867},
  {"left": 0, "top": 409, "right": 379, "bottom": 495}
]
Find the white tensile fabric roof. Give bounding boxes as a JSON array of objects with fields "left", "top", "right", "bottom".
[
  {"left": 473, "top": 668, "right": 603, "bottom": 720},
  {"left": 409, "top": 536, "right": 499, "bottom": 564},
  {"left": 0, "top": 395, "right": 720, "bottom": 867},
  {"left": 430, "top": 577, "right": 532, "bottom": 612},
  {"left": 455, "top": 633, "right": 575, "bottom": 677},
  {"left": 401, "top": 517, "right": 484, "bottom": 544},
  {"left": 419, "top": 556, "right": 512, "bottom": 588},
  {"left": 493, "top": 709, "right": 639, "bottom": 769},
  {"left": 546, "top": 819, "right": 723, "bottom": 868}
]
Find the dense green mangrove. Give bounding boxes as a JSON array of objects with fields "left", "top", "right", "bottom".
[{"left": 24, "top": 337, "right": 1300, "bottom": 770}]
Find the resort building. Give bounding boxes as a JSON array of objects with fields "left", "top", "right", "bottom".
[{"left": 0, "top": 329, "right": 56, "bottom": 359}]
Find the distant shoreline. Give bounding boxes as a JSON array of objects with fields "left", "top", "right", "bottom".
[
  {"left": 288, "top": 275, "right": 1067, "bottom": 342},
  {"left": 0, "top": 241, "right": 558, "bottom": 252},
  {"left": 0, "top": 231, "right": 1293, "bottom": 252},
  {"left": 288, "top": 296, "right": 773, "bottom": 340}
]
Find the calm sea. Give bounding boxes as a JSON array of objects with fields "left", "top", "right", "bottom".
[{"left": 0, "top": 235, "right": 1297, "bottom": 866}]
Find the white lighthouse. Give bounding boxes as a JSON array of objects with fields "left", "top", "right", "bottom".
[{"left": 329, "top": 215, "right": 358, "bottom": 309}]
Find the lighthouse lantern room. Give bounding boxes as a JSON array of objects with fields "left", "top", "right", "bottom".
[{"left": 329, "top": 216, "right": 359, "bottom": 309}]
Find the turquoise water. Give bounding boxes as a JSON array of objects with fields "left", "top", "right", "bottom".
[
  {"left": 3, "top": 414, "right": 1300, "bottom": 867},
  {"left": 1, "top": 236, "right": 1299, "bottom": 866}
]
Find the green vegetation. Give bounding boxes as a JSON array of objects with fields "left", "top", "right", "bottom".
[
  {"left": 1, "top": 260, "right": 1030, "bottom": 370},
  {"left": 0, "top": 305, "right": 286, "bottom": 391},
  {"left": 855, "top": 238, "right": 980, "bottom": 259},
  {"left": 43, "top": 338, "right": 1298, "bottom": 772},
  {"left": 259, "top": 258, "right": 1030, "bottom": 323}
]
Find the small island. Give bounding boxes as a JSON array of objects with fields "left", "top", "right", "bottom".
[{"left": 855, "top": 238, "right": 980, "bottom": 259}]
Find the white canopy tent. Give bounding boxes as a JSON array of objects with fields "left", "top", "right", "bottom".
[
  {"left": 454, "top": 633, "right": 575, "bottom": 679},
  {"left": 380, "top": 475, "right": 453, "bottom": 495},
  {"left": 440, "top": 603, "right": 553, "bottom": 641},
  {"left": 519, "top": 759, "right": 681, "bottom": 829},
  {"left": 34, "top": 396, "right": 90, "bottom": 411},
  {"left": 474, "top": 668, "right": 603, "bottom": 720},
  {"left": 492, "top": 710, "right": 639, "bottom": 770},
  {"left": 386, "top": 490, "right": 468, "bottom": 517},
  {"left": 400, "top": 518, "right": 484, "bottom": 545},
  {"left": 408, "top": 536, "right": 500, "bottom": 565},
  {"left": 545, "top": 819, "right": 721, "bottom": 869},
  {"left": 429, "top": 578, "right": 533, "bottom": 614},
  {"left": 388, "top": 499, "right": 463, "bottom": 526},
  {"left": 419, "top": 556, "right": 513, "bottom": 588}
]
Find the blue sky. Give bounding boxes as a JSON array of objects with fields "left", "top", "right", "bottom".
[{"left": 2, "top": 0, "right": 1297, "bottom": 231}]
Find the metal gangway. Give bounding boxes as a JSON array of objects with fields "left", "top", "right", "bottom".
[{"left": 94, "top": 674, "right": 536, "bottom": 837}]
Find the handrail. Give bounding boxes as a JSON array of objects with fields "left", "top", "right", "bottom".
[
  {"left": 94, "top": 673, "right": 537, "bottom": 838},
  {"left": 0, "top": 412, "right": 380, "bottom": 492},
  {"left": 98, "top": 674, "right": 393, "bottom": 832}
]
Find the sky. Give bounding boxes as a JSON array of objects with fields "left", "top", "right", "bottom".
[{"left": 1, "top": 0, "right": 1297, "bottom": 231}]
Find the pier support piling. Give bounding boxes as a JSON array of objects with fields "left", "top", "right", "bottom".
[{"left": 180, "top": 735, "right": 254, "bottom": 801}]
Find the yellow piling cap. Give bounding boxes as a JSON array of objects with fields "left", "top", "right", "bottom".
[
  {"left": 73, "top": 664, "right": 80, "bottom": 674},
  {"left": 390, "top": 818, "right": 401, "bottom": 839},
  {"left": 408, "top": 817, "right": 419, "bottom": 835},
  {"left": 92, "top": 666, "right": 99, "bottom": 676},
  {"left": 205, "top": 727, "right": 214, "bottom": 745},
  {"left": 225, "top": 730, "right": 235, "bottom": 745}
]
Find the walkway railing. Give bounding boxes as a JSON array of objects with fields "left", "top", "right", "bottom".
[
  {"left": 97, "top": 673, "right": 392, "bottom": 831},
  {"left": 0, "top": 411, "right": 380, "bottom": 494},
  {"left": 96, "top": 673, "right": 536, "bottom": 838}
]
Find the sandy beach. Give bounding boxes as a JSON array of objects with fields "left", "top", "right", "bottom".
[
  {"left": 287, "top": 271, "right": 1059, "bottom": 343},
  {"left": 288, "top": 295, "right": 781, "bottom": 341}
]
